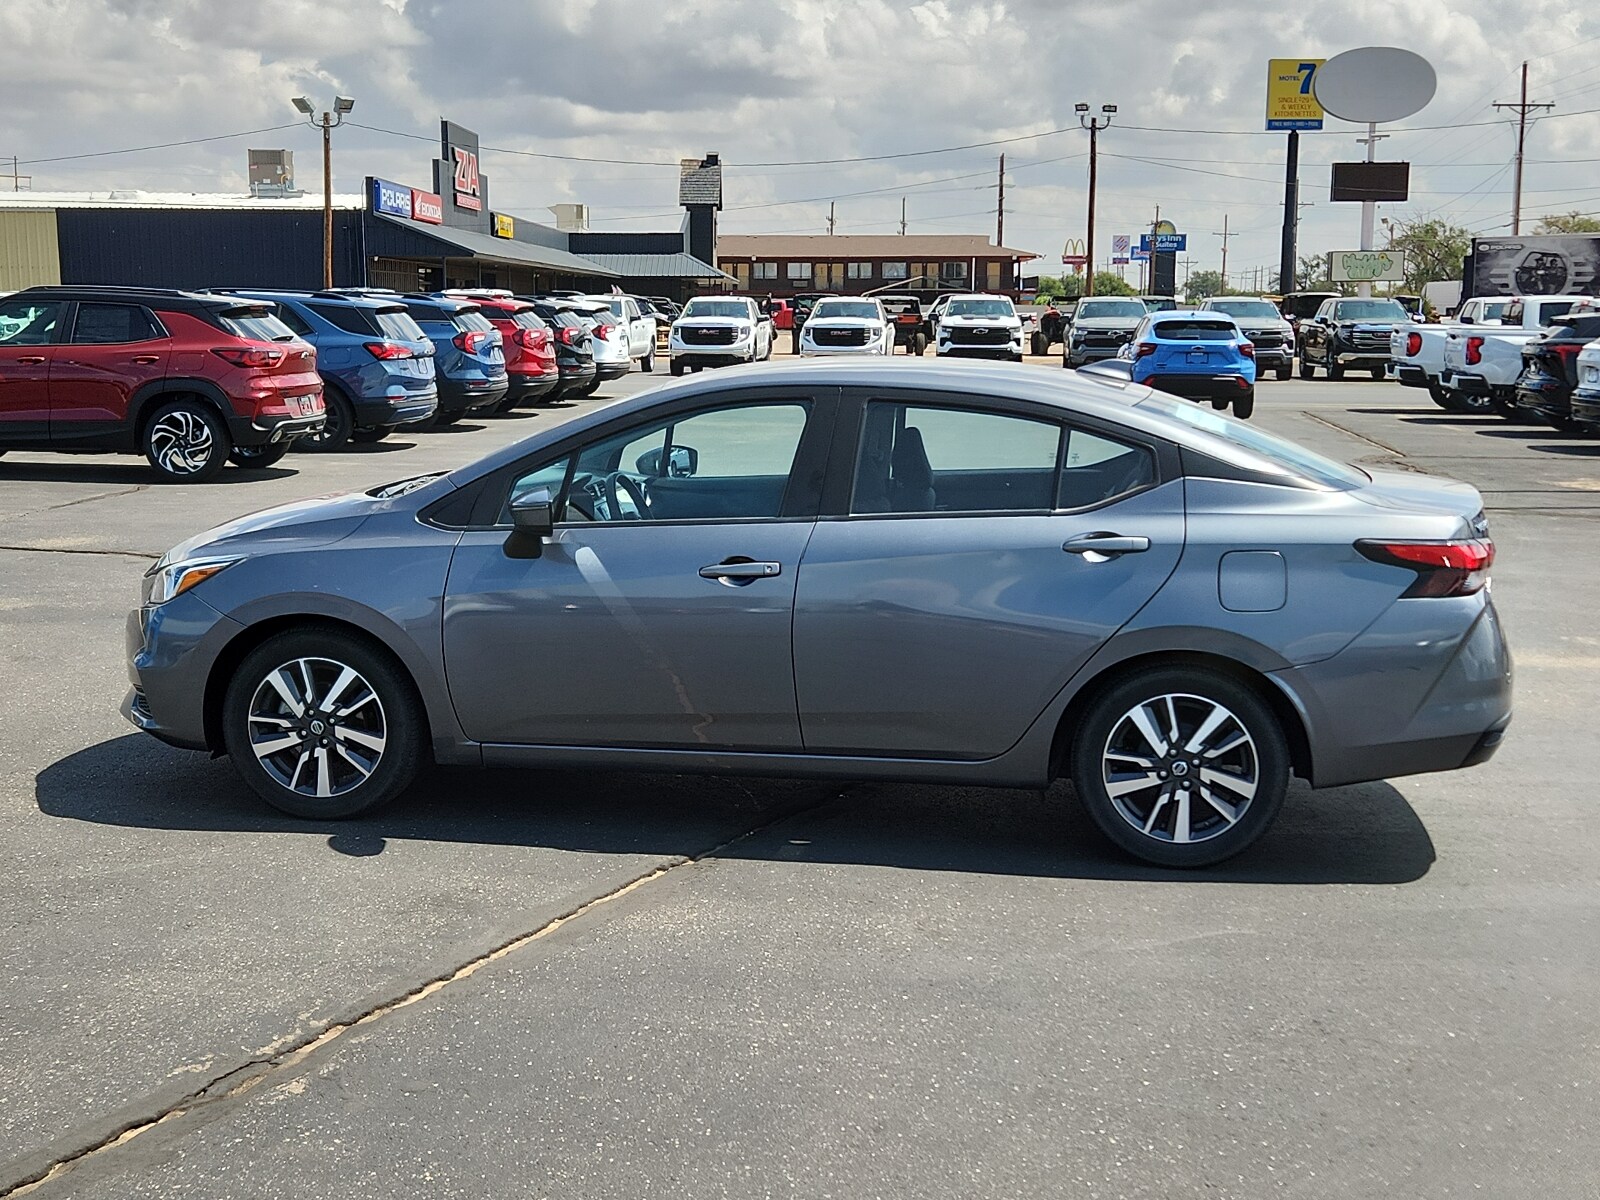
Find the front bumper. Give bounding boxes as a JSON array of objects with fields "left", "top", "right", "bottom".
[
  {"left": 800, "top": 340, "right": 888, "bottom": 356},
  {"left": 123, "top": 590, "right": 245, "bottom": 752},
  {"left": 1334, "top": 350, "right": 1392, "bottom": 367},
  {"left": 1567, "top": 388, "right": 1600, "bottom": 425},
  {"left": 1066, "top": 343, "right": 1125, "bottom": 366},
  {"left": 672, "top": 350, "right": 757, "bottom": 368},
  {"left": 940, "top": 341, "right": 1023, "bottom": 360}
]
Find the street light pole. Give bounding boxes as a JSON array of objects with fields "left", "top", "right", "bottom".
[
  {"left": 292, "top": 94, "right": 355, "bottom": 290},
  {"left": 1076, "top": 103, "right": 1116, "bottom": 298}
]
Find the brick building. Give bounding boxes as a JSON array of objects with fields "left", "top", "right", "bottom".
[{"left": 716, "top": 234, "right": 1037, "bottom": 299}]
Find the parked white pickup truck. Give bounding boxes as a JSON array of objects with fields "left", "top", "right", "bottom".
[
  {"left": 1439, "top": 294, "right": 1592, "bottom": 414},
  {"left": 1390, "top": 297, "right": 1518, "bottom": 411}
]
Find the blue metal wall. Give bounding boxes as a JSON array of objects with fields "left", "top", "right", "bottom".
[{"left": 54, "top": 208, "right": 365, "bottom": 290}]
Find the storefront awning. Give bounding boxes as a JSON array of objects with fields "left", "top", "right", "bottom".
[
  {"left": 371, "top": 213, "right": 620, "bottom": 277},
  {"left": 574, "top": 251, "right": 732, "bottom": 280}
]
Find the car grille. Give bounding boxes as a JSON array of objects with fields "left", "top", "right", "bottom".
[
  {"left": 1249, "top": 331, "right": 1286, "bottom": 349},
  {"left": 813, "top": 326, "right": 868, "bottom": 347},
  {"left": 1347, "top": 331, "right": 1390, "bottom": 352},
  {"left": 949, "top": 326, "right": 1012, "bottom": 346},
  {"left": 1082, "top": 330, "right": 1133, "bottom": 349},
  {"left": 680, "top": 325, "right": 735, "bottom": 346}
]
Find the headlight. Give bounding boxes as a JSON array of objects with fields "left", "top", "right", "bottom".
[
  {"left": 733, "top": 323, "right": 752, "bottom": 338},
  {"left": 146, "top": 555, "right": 241, "bottom": 604}
]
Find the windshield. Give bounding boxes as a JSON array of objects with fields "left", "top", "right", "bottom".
[
  {"left": 1077, "top": 300, "right": 1146, "bottom": 319},
  {"left": 1137, "top": 392, "right": 1368, "bottom": 489},
  {"left": 1154, "top": 319, "right": 1239, "bottom": 342},
  {"left": 946, "top": 298, "right": 1013, "bottom": 317},
  {"left": 1207, "top": 300, "right": 1281, "bottom": 320},
  {"left": 682, "top": 300, "right": 750, "bottom": 319},
  {"left": 1334, "top": 300, "right": 1407, "bottom": 321},
  {"left": 813, "top": 300, "right": 882, "bottom": 320}
]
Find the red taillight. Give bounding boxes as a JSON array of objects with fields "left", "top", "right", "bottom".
[
  {"left": 513, "top": 327, "right": 548, "bottom": 350},
  {"left": 364, "top": 341, "right": 414, "bottom": 360},
  {"left": 1466, "top": 335, "right": 1485, "bottom": 366},
  {"left": 1135, "top": 341, "right": 1158, "bottom": 358},
  {"left": 453, "top": 330, "right": 490, "bottom": 354},
  {"left": 1406, "top": 332, "right": 1422, "bottom": 356},
  {"left": 212, "top": 346, "right": 285, "bottom": 369},
  {"left": 1239, "top": 341, "right": 1255, "bottom": 359},
  {"left": 557, "top": 326, "right": 581, "bottom": 346},
  {"left": 1357, "top": 538, "right": 1495, "bottom": 598},
  {"left": 1551, "top": 342, "right": 1583, "bottom": 362}
]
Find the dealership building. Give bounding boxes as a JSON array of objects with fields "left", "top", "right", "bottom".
[{"left": 0, "top": 123, "right": 729, "bottom": 300}]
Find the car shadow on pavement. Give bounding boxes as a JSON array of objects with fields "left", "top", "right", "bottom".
[
  {"left": 0, "top": 463, "right": 296, "bottom": 485},
  {"left": 37, "top": 736, "right": 1435, "bottom": 886}
]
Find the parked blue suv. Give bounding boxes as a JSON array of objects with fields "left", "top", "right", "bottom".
[
  {"left": 1118, "top": 310, "right": 1257, "bottom": 419},
  {"left": 216, "top": 290, "right": 437, "bottom": 450},
  {"left": 336, "top": 291, "right": 508, "bottom": 424}
]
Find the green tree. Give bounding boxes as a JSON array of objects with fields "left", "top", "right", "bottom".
[
  {"left": 1532, "top": 211, "right": 1600, "bottom": 234},
  {"left": 1185, "top": 270, "right": 1226, "bottom": 302},
  {"left": 1088, "top": 270, "right": 1136, "bottom": 297},
  {"left": 1297, "top": 253, "right": 1337, "bottom": 291},
  {"left": 1034, "top": 275, "right": 1070, "bottom": 301},
  {"left": 1385, "top": 219, "right": 1472, "bottom": 293}
]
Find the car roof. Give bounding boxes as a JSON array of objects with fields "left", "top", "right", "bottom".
[
  {"left": 215, "top": 288, "right": 403, "bottom": 311},
  {"left": 1203, "top": 296, "right": 1278, "bottom": 305},
  {"left": 13, "top": 284, "right": 266, "bottom": 313}
]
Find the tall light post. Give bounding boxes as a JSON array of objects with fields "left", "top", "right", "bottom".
[
  {"left": 292, "top": 94, "right": 355, "bottom": 289},
  {"left": 1076, "top": 103, "right": 1115, "bottom": 297}
]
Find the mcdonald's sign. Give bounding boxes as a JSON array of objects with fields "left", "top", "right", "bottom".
[{"left": 1061, "top": 238, "right": 1088, "bottom": 272}]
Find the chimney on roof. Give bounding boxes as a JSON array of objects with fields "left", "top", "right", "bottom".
[{"left": 679, "top": 152, "right": 722, "bottom": 268}]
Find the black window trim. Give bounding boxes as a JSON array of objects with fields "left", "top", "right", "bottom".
[{"left": 824, "top": 386, "right": 1174, "bottom": 521}]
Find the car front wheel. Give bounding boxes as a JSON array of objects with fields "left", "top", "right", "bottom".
[
  {"left": 1070, "top": 667, "right": 1289, "bottom": 867},
  {"left": 222, "top": 628, "right": 426, "bottom": 820}
]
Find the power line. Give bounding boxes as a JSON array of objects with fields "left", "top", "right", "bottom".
[{"left": 12, "top": 123, "right": 303, "bottom": 167}]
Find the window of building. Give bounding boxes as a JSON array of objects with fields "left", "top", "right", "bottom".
[
  {"left": 754, "top": 261, "right": 779, "bottom": 280},
  {"left": 882, "top": 262, "right": 909, "bottom": 280},
  {"left": 986, "top": 261, "right": 1003, "bottom": 290},
  {"left": 786, "top": 262, "right": 812, "bottom": 280},
  {"left": 846, "top": 262, "right": 874, "bottom": 280},
  {"left": 941, "top": 261, "right": 969, "bottom": 280}
]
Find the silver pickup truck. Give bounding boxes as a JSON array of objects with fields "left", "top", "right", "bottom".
[
  {"left": 1440, "top": 295, "right": 1591, "bottom": 415},
  {"left": 1392, "top": 295, "right": 1588, "bottom": 412}
]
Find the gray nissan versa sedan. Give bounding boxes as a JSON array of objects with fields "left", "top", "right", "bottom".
[{"left": 123, "top": 361, "right": 1512, "bottom": 867}]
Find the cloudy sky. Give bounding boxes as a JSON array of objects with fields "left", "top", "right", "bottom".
[{"left": 4, "top": 0, "right": 1599, "bottom": 285}]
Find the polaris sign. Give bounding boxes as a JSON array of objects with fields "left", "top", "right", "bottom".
[{"left": 371, "top": 177, "right": 413, "bottom": 218}]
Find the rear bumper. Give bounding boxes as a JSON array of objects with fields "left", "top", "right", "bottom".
[
  {"left": 351, "top": 388, "right": 438, "bottom": 428},
  {"left": 507, "top": 373, "right": 561, "bottom": 403},
  {"left": 594, "top": 362, "right": 631, "bottom": 381},
  {"left": 228, "top": 411, "right": 326, "bottom": 447},
  {"left": 1141, "top": 372, "right": 1253, "bottom": 400},
  {"left": 1443, "top": 370, "right": 1494, "bottom": 395},
  {"left": 1275, "top": 595, "right": 1513, "bottom": 788},
  {"left": 1394, "top": 364, "right": 1432, "bottom": 388},
  {"left": 438, "top": 376, "right": 510, "bottom": 415}
]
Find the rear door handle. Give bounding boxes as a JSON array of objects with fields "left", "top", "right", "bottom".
[
  {"left": 1063, "top": 533, "right": 1151, "bottom": 558},
  {"left": 699, "top": 560, "right": 782, "bottom": 582},
  {"left": 16, "top": 356, "right": 46, "bottom": 365},
  {"left": 131, "top": 355, "right": 160, "bottom": 364}
]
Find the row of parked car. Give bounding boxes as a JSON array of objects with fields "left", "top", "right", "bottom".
[{"left": 0, "top": 284, "right": 674, "bottom": 481}]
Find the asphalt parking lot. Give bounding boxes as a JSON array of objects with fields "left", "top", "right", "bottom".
[{"left": 2, "top": 357, "right": 1596, "bottom": 1198}]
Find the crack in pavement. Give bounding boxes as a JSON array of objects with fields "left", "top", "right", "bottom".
[
  {"left": 0, "top": 545, "right": 158, "bottom": 561},
  {"left": 1299, "top": 412, "right": 1410, "bottom": 458},
  {"left": 0, "top": 784, "right": 852, "bottom": 1197}
]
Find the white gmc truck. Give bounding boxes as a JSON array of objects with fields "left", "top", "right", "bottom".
[{"left": 1391, "top": 295, "right": 1587, "bottom": 412}]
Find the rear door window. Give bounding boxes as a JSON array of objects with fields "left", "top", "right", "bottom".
[
  {"left": 70, "top": 303, "right": 165, "bottom": 344},
  {"left": 273, "top": 305, "right": 315, "bottom": 336}
]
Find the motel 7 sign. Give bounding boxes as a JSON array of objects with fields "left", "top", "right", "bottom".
[{"left": 1268, "top": 58, "right": 1327, "bottom": 131}]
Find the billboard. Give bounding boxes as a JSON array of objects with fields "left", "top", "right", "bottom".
[
  {"left": 1471, "top": 236, "right": 1600, "bottom": 297},
  {"left": 1267, "top": 59, "right": 1326, "bottom": 131},
  {"left": 1112, "top": 234, "right": 1130, "bottom": 265},
  {"left": 371, "top": 177, "right": 413, "bottom": 218},
  {"left": 1330, "top": 161, "right": 1411, "bottom": 202},
  {"left": 1329, "top": 250, "right": 1406, "bottom": 283},
  {"left": 411, "top": 189, "right": 444, "bottom": 224}
]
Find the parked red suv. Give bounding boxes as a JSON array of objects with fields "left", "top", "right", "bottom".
[
  {"left": 440, "top": 290, "right": 559, "bottom": 408},
  {"left": 0, "top": 286, "right": 325, "bottom": 482}
]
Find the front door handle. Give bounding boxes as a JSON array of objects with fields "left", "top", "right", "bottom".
[
  {"left": 1063, "top": 533, "right": 1151, "bottom": 559},
  {"left": 699, "top": 559, "right": 782, "bottom": 584}
]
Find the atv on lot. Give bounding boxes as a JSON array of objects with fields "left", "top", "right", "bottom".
[{"left": 878, "top": 294, "right": 929, "bottom": 355}]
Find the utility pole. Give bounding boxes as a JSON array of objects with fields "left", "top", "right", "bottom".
[
  {"left": 1495, "top": 61, "right": 1553, "bottom": 235},
  {"left": 996, "top": 154, "right": 1005, "bottom": 246},
  {"left": 1215, "top": 214, "right": 1231, "bottom": 292},
  {"left": 899, "top": 197, "right": 906, "bottom": 235},
  {"left": 1179, "top": 255, "right": 1196, "bottom": 294},
  {"left": 827, "top": 201, "right": 836, "bottom": 236},
  {"left": 1077, "top": 102, "right": 1116, "bottom": 297}
]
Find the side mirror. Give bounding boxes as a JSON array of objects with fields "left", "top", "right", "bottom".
[
  {"left": 635, "top": 445, "right": 698, "bottom": 477},
  {"left": 1458, "top": 315, "right": 1474, "bottom": 325},
  {"left": 504, "top": 487, "right": 554, "bottom": 559}
]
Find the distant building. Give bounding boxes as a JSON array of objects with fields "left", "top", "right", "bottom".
[{"left": 716, "top": 234, "right": 1038, "bottom": 299}]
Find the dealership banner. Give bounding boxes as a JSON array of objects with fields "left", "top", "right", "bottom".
[{"left": 1471, "top": 235, "right": 1600, "bottom": 297}]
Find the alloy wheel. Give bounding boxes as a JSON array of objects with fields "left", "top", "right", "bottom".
[
  {"left": 1100, "top": 692, "right": 1259, "bottom": 845},
  {"left": 147, "top": 409, "right": 216, "bottom": 475},
  {"left": 247, "top": 656, "right": 388, "bottom": 799}
]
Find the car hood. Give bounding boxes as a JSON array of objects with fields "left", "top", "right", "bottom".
[
  {"left": 1338, "top": 320, "right": 1405, "bottom": 332},
  {"left": 158, "top": 489, "right": 408, "bottom": 564},
  {"left": 1073, "top": 317, "right": 1143, "bottom": 331},
  {"left": 806, "top": 316, "right": 883, "bottom": 329},
  {"left": 676, "top": 316, "right": 750, "bottom": 328},
  {"left": 941, "top": 313, "right": 1018, "bottom": 326},
  {"left": 1351, "top": 468, "right": 1487, "bottom": 530}
]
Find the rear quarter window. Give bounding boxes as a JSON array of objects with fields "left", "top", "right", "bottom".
[
  {"left": 306, "top": 303, "right": 378, "bottom": 335},
  {"left": 451, "top": 311, "right": 496, "bottom": 333},
  {"left": 374, "top": 310, "right": 427, "bottom": 340},
  {"left": 218, "top": 311, "right": 295, "bottom": 341}
]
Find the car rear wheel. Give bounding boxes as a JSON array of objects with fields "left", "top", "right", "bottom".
[
  {"left": 295, "top": 386, "right": 354, "bottom": 452},
  {"left": 1233, "top": 389, "right": 1256, "bottom": 419},
  {"left": 670, "top": 360, "right": 685, "bottom": 377},
  {"left": 1427, "top": 383, "right": 1455, "bottom": 410},
  {"left": 351, "top": 426, "right": 392, "bottom": 444},
  {"left": 1446, "top": 389, "right": 1494, "bottom": 414},
  {"left": 1070, "top": 667, "right": 1289, "bottom": 868},
  {"left": 229, "top": 442, "right": 290, "bottom": 469},
  {"left": 1369, "top": 366, "right": 1386, "bottom": 380},
  {"left": 1298, "top": 358, "right": 1314, "bottom": 380},
  {"left": 222, "top": 628, "right": 426, "bottom": 820},
  {"left": 642, "top": 346, "right": 655, "bottom": 373},
  {"left": 143, "top": 398, "right": 231, "bottom": 483}
]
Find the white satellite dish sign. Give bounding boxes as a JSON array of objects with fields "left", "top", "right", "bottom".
[{"left": 1313, "top": 47, "right": 1436, "bottom": 124}]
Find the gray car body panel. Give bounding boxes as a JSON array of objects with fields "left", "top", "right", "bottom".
[{"left": 125, "top": 360, "right": 1513, "bottom": 793}]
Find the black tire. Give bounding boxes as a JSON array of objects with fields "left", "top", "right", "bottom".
[
  {"left": 222, "top": 627, "right": 426, "bottom": 820},
  {"left": 351, "top": 426, "right": 393, "bottom": 444},
  {"left": 1491, "top": 395, "right": 1525, "bottom": 420},
  {"left": 1298, "top": 358, "right": 1315, "bottom": 380},
  {"left": 642, "top": 346, "right": 654, "bottom": 373},
  {"left": 1275, "top": 365, "right": 1292, "bottom": 381},
  {"left": 1427, "top": 383, "right": 1454, "bottom": 410},
  {"left": 1210, "top": 397, "right": 1230, "bottom": 410},
  {"left": 229, "top": 442, "right": 290, "bottom": 469},
  {"left": 1327, "top": 363, "right": 1346, "bottom": 381},
  {"left": 1369, "top": 366, "right": 1386, "bottom": 381},
  {"left": 670, "top": 360, "right": 685, "bottom": 377},
  {"left": 294, "top": 386, "right": 354, "bottom": 453},
  {"left": 1031, "top": 331, "right": 1047, "bottom": 356},
  {"left": 1069, "top": 667, "right": 1290, "bottom": 868},
  {"left": 1233, "top": 388, "right": 1255, "bottom": 419},
  {"left": 913, "top": 333, "right": 927, "bottom": 356},
  {"left": 142, "top": 397, "right": 231, "bottom": 483}
]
